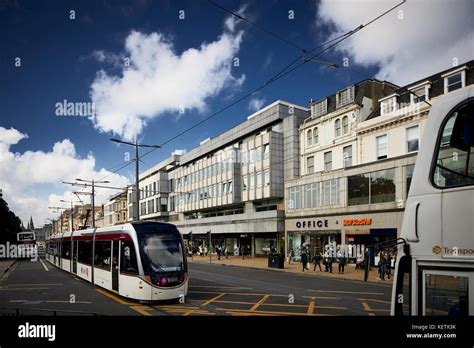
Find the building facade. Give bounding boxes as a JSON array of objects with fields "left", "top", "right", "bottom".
[
  {"left": 104, "top": 191, "right": 128, "bottom": 226},
  {"left": 285, "top": 61, "right": 474, "bottom": 265},
  {"left": 138, "top": 100, "right": 310, "bottom": 256}
]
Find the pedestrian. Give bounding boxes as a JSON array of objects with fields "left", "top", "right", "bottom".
[
  {"left": 199, "top": 245, "right": 203, "bottom": 256},
  {"left": 378, "top": 251, "right": 386, "bottom": 280},
  {"left": 386, "top": 251, "right": 392, "bottom": 280},
  {"left": 312, "top": 251, "right": 322, "bottom": 271},
  {"left": 217, "top": 245, "right": 221, "bottom": 260},
  {"left": 225, "top": 245, "right": 229, "bottom": 259},
  {"left": 323, "top": 251, "right": 329, "bottom": 272},
  {"left": 241, "top": 245, "right": 246, "bottom": 260},
  {"left": 338, "top": 250, "right": 346, "bottom": 274},
  {"left": 288, "top": 248, "right": 294, "bottom": 265},
  {"left": 301, "top": 251, "right": 309, "bottom": 272},
  {"left": 327, "top": 254, "right": 333, "bottom": 273}
]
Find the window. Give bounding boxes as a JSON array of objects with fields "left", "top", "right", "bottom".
[
  {"left": 307, "top": 156, "right": 315, "bottom": 174},
  {"left": 444, "top": 72, "right": 464, "bottom": 93},
  {"left": 256, "top": 171, "right": 262, "bottom": 187},
  {"left": 323, "top": 180, "right": 331, "bottom": 206},
  {"left": 370, "top": 169, "right": 396, "bottom": 203},
  {"left": 347, "top": 169, "right": 395, "bottom": 205},
  {"left": 342, "top": 116, "right": 349, "bottom": 134},
  {"left": 242, "top": 150, "right": 248, "bottom": 164},
  {"left": 348, "top": 174, "right": 370, "bottom": 206},
  {"left": 264, "top": 170, "right": 270, "bottom": 186},
  {"left": 263, "top": 144, "right": 270, "bottom": 159},
  {"left": 242, "top": 175, "right": 248, "bottom": 190},
  {"left": 324, "top": 151, "right": 332, "bottom": 171},
  {"left": 410, "top": 85, "right": 428, "bottom": 104},
  {"left": 312, "top": 99, "right": 327, "bottom": 117},
  {"left": 222, "top": 182, "right": 227, "bottom": 195},
  {"left": 249, "top": 149, "right": 255, "bottom": 164},
  {"left": 307, "top": 129, "right": 313, "bottom": 146},
  {"left": 78, "top": 241, "right": 92, "bottom": 265},
  {"left": 337, "top": 86, "right": 354, "bottom": 107},
  {"left": 94, "top": 241, "right": 111, "bottom": 270},
  {"left": 376, "top": 134, "right": 388, "bottom": 160},
  {"left": 335, "top": 119, "right": 341, "bottom": 137},
  {"left": 381, "top": 97, "right": 397, "bottom": 115},
  {"left": 255, "top": 147, "right": 262, "bottom": 162},
  {"left": 304, "top": 184, "right": 312, "bottom": 208},
  {"left": 424, "top": 271, "right": 470, "bottom": 316},
  {"left": 343, "top": 145, "right": 353, "bottom": 168},
  {"left": 313, "top": 127, "right": 319, "bottom": 144},
  {"left": 61, "top": 241, "right": 71, "bottom": 259},
  {"left": 406, "top": 164, "right": 415, "bottom": 197},
  {"left": 160, "top": 197, "right": 168, "bottom": 212},
  {"left": 147, "top": 200, "right": 154, "bottom": 214},
  {"left": 406, "top": 125, "right": 419, "bottom": 153},
  {"left": 287, "top": 186, "right": 301, "bottom": 209},
  {"left": 140, "top": 202, "right": 146, "bottom": 216},
  {"left": 120, "top": 241, "right": 138, "bottom": 274},
  {"left": 433, "top": 100, "right": 474, "bottom": 187},
  {"left": 228, "top": 180, "right": 233, "bottom": 194},
  {"left": 249, "top": 172, "right": 255, "bottom": 189}
]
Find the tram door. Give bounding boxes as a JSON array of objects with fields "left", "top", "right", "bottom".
[
  {"left": 72, "top": 241, "right": 77, "bottom": 274},
  {"left": 112, "top": 241, "right": 119, "bottom": 292}
]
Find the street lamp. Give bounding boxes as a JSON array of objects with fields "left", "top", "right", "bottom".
[
  {"left": 74, "top": 178, "right": 109, "bottom": 227},
  {"left": 110, "top": 138, "right": 161, "bottom": 221}
]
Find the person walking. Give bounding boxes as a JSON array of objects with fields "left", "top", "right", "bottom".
[
  {"left": 241, "top": 245, "right": 246, "bottom": 260},
  {"left": 301, "top": 251, "right": 309, "bottom": 272},
  {"left": 224, "top": 245, "right": 229, "bottom": 259},
  {"left": 216, "top": 245, "right": 221, "bottom": 260},
  {"left": 312, "top": 251, "right": 322, "bottom": 271},
  {"left": 288, "top": 248, "right": 294, "bottom": 265},
  {"left": 378, "top": 251, "right": 386, "bottom": 280}
]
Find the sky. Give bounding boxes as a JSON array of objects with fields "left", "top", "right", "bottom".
[{"left": 0, "top": 0, "right": 473, "bottom": 226}]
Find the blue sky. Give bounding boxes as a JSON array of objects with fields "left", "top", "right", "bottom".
[{"left": 1, "top": 0, "right": 472, "bottom": 225}]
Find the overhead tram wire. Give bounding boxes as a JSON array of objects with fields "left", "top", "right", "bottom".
[
  {"left": 135, "top": 0, "right": 406, "bottom": 162},
  {"left": 76, "top": 0, "right": 406, "bottom": 193}
]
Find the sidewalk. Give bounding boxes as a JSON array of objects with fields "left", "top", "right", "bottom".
[{"left": 188, "top": 255, "right": 392, "bottom": 284}]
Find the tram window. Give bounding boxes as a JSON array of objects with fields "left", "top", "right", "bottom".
[
  {"left": 78, "top": 241, "right": 92, "bottom": 265},
  {"left": 94, "top": 241, "right": 112, "bottom": 270},
  {"left": 434, "top": 100, "right": 474, "bottom": 188},
  {"left": 425, "top": 273, "right": 469, "bottom": 316},
  {"left": 61, "top": 241, "right": 71, "bottom": 259},
  {"left": 120, "top": 241, "right": 139, "bottom": 274}
]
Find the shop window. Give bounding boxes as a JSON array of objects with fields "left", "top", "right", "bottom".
[{"left": 433, "top": 100, "right": 474, "bottom": 188}]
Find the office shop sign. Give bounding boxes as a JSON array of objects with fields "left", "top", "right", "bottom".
[{"left": 295, "top": 219, "right": 330, "bottom": 230}]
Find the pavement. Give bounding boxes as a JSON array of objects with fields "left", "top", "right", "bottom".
[
  {"left": 0, "top": 258, "right": 395, "bottom": 316},
  {"left": 187, "top": 254, "right": 392, "bottom": 284}
]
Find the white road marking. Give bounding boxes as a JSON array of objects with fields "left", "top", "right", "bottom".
[
  {"left": 0, "top": 287, "right": 49, "bottom": 290},
  {"left": 308, "top": 290, "right": 384, "bottom": 295},
  {"left": 10, "top": 300, "right": 92, "bottom": 304},
  {"left": 39, "top": 258, "right": 49, "bottom": 271},
  {"left": 6, "top": 283, "right": 62, "bottom": 287}
]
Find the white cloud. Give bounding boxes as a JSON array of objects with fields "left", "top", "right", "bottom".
[
  {"left": 0, "top": 128, "right": 129, "bottom": 226},
  {"left": 0, "top": 127, "right": 28, "bottom": 145},
  {"left": 171, "top": 149, "right": 186, "bottom": 156},
  {"left": 248, "top": 97, "right": 266, "bottom": 112},
  {"left": 89, "top": 16, "right": 246, "bottom": 141},
  {"left": 316, "top": 0, "right": 474, "bottom": 85}
]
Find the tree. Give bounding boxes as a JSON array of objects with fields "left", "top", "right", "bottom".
[{"left": 0, "top": 197, "right": 22, "bottom": 243}]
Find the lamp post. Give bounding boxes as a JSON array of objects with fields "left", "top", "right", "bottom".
[
  {"left": 74, "top": 179, "right": 109, "bottom": 227},
  {"left": 109, "top": 138, "right": 161, "bottom": 221}
]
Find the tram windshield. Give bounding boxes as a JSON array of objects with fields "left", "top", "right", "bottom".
[{"left": 134, "top": 223, "right": 185, "bottom": 274}]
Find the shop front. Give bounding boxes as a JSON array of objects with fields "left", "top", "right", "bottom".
[{"left": 285, "top": 211, "right": 404, "bottom": 265}]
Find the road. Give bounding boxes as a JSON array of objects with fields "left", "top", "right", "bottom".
[{"left": 0, "top": 259, "right": 392, "bottom": 316}]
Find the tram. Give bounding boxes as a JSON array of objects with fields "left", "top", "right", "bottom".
[
  {"left": 391, "top": 85, "right": 474, "bottom": 315},
  {"left": 45, "top": 221, "right": 188, "bottom": 301}
]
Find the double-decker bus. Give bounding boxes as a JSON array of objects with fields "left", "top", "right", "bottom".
[
  {"left": 391, "top": 85, "right": 474, "bottom": 316},
  {"left": 17, "top": 231, "right": 36, "bottom": 258},
  {"left": 46, "top": 221, "right": 188, "bottom": 301}
]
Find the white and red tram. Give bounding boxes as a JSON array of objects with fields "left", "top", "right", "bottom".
[{"left": 45, "top": 221, "right": 188, "bottom": 301}]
